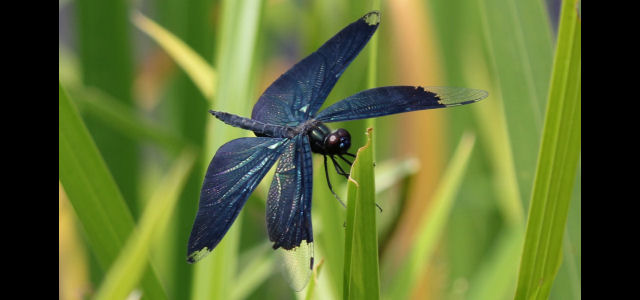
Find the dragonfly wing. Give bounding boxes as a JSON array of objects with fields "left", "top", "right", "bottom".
[
  {"left": 187, "top": 137, "right": 290, "bottom": 263},
  {"left": 266, "top": 135, "right": 314, "bottom": 250},
  {"left": 315, "top": 86, "right": 488, "bottom": 123},
  {"left": 252, "top": 11, "right": 380, "bottom": 125},
  {"left": 275, "top": 240, "right": 314, "bottom": 291},
  {"left": 266, "top": 135, "right": 315, "bottom": 290}
]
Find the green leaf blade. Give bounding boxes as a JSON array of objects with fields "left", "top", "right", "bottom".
[
  {"left": 191, "top": 0, "right": 263, "bottom": 299},
  {"left": 67, "top": 85, "right": 187, "bottom": 154},
  {"left": 384, "top": 133, "right": 476, "bottom": 299},
  {"left": 59, "top": 82, "right": 168, "bottom": 300},
  {"left": 94, "top": 149, "right": 196, "bottom": 300},
  {"left": 133, "top": 12, "right": 217, "bottom": 101},
  {"left": 343, "top": 128, "right": 380, "bottom": 300},
  {"left": 514, "top": 0, "right": 581, "bottom": 298},
  {"left": 75, "top": 0, "right": 139, "bottom": 212},
  {"left": 477, "top": 0, "right": 554, "bottom": 205}
]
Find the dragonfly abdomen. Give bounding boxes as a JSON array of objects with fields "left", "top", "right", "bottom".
[{"left": 209, "top": 110, "right": 297, "bottom": 138}]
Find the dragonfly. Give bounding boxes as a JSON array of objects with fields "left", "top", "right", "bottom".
[{"left": 187, "top": 10, "right": 487, "bottom": 288}]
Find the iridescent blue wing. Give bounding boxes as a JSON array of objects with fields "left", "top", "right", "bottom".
[
  {"left": 187, "top": 137, "right": 290, "bottom": 263},
  {"left": 266, "top": 135, "right": 315, "bottom": 290},
  {"left": 251, "top": 11, "right": 381, "bottom": 125},
  {"left": 314, "top": 86, "right": 488, "bottom": 123},
  {"left": 266, "top": 135, "right": 314, "bottom": 250}
]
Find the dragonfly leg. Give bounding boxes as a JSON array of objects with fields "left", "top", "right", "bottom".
[
  {"left": 337, "top": 154, "right": 353, "bottom": 166},
  {"left": 324, "top": 155, "right": 346, "bottom": 208},
  {"left": 330, "top": 155, "right": 350, "bottom": 179},
  {"left": 328, "top": 156, "right": 381, "bottom": 212}
]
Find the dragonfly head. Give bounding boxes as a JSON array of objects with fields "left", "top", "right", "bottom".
[{"left": 325, "top": 128, "right": 351, "bottom": 155}]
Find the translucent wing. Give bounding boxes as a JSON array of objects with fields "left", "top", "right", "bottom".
[
  {"left": 275, "top": 240, "right": 314, "bottom": 291},
  {"left": 251, "top": 11, "right": 381, "bottom": 125},
  {"left": 315, "top": 86, "right": 488, "bottom": 123},
  {"left": 266, "top": 135, "right": 315, "bottom": 290},
  {"left": 187, "top": 137, "right": 290, "bottom": 263}
]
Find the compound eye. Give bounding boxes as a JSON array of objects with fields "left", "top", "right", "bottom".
[
  {"left": 339, "top": 136, "right": 350, "bottom": 150},
  {"left": 325, "top": 128, "right": 351, "bottom": 154}
]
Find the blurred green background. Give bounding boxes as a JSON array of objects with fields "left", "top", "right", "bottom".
[{"left": 59, "top": 0, "right": 580, "bottom": 299}]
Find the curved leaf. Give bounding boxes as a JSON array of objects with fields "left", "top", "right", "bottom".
[
  {"left": 59, "top": 82, "right": 168, "bottom": 300},
  {"left": 133, "top": 12, "right": 216, "bottom": 101}
]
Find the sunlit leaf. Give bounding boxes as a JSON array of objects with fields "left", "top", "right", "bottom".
[
  {"left": 344, "top": 128, "right": 380, "bottom": 300},
  {"left": 94, "top": 149, "right": 196, "bottom": 300},
  {"left": 514, "top": 0, "right": 581, "bottom": 298},
  {"left": 385, "top": 133, "right": 476, "bottom": 299},
  {"left": 191, "top": 0, "right": 263, "bottom": 299},
  {"left": 68, "top": 84, "right": 187, "bottom": 154},
  {"left": 133, "top": 12, "right": 217, "bottom": 101},
  {"left": 59, "top": 82, "right": 168, "bottom": 300}
]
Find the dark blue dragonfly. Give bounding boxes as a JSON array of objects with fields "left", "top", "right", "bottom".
[{"left": 187, "top": 10, "right": 487, "bottom": 280}]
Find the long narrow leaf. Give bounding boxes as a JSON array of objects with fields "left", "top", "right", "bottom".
[
  {"left": 477, "top": 0, "right": 554, "bottom": 204},
  {"left": 385, "top": 133, "right": 476, "bottom": 299},
  {"left": 75, "top": 0, "right": 139, "bottom": 212},
  {"left": 462, "top": 55, "right": 524, "bottom": 227},
  {"left": 514, "top": 0, "right": 581, "bottom": 298},
  {"left": 59, "top": 82, "right": 168, "bottom": 300},
  {"left": 466, "top": 227, "right": 522, "bottom": 299},
  {"left": 343, "top": 128, "right": 380, "bottom": 300},
  {"left": 231, "top": 243, "right": 276, "bottom": 300},
  {"left": 375, "top": 158, "right": 420, "bottom": 256},
  {"left": 94, "top": 149, "right": 196, "bottom": 300},
  {"left": 146, "top": 2, "right": 216, "bottom": 298},
  {"left": 133, "top": 12, "right": 217, "bottom": 101},
  {"left": 68, "top": 84, "right": 187, "bottom": 154},
  {"left": 304, "top": 259, "right": 325, "bottom": 300},
  {"left": 374, "top": 158, "right": 420, "bottom": 195},
  {"left": 191, "top": 0, "right": 263, "bottom": 299}
]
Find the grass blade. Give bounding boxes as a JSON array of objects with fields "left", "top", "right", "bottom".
[
  {"left": 94, "top": 149, "right": 196, "bottom": 300},
  {"left": 312, "top": 156, "right": 347, "bottom": 298},
  {"left": 375, "top": 158, "right": 420, "bottom": 257},
  {"left": 67, "top": 84, "right": 187, "bottom": 154},
  {"left": 191, "top": 0, "right": 263, "bottom": 299},
  {"left": 144, "top": 2, "right": 216, "bottom": 298},
  {"left": 75, "top": 0, "right": 139, "bottom": 212},
  {"left": 343, "top": 128, "right": 380, "bottom": 300},
  {"left": 461, "top": 53, "right": 525, "bottom": 227},
  {"left": 514, "top": 0, "right": 581, "bottom": 298},
  {"left": 133, "top": 12, "right": 217, "bottom": 101},
  {"left": 477, "top": 0, "right": 554, "bottom": 204},
  {"left": 384, "top": 133, "right": 476, "bottom": 299},
  {"left": 304, "top": 259, "right": 325, "bottom": 300},
  {"left": 466, "top": 227, "right": 522, "bottom": 300},
  {"left": 59, "top": 82, "right": 168, "bottom": 300},
  {"left": 59, "top": 182, "right": 90, "bottom": 300},
  {"left": 231, "top": 243, "right": 276, "bottom": 300}
]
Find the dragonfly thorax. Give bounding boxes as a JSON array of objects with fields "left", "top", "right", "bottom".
[{"left": 308, "top": 122, "right": 351, "bottom": 155}]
